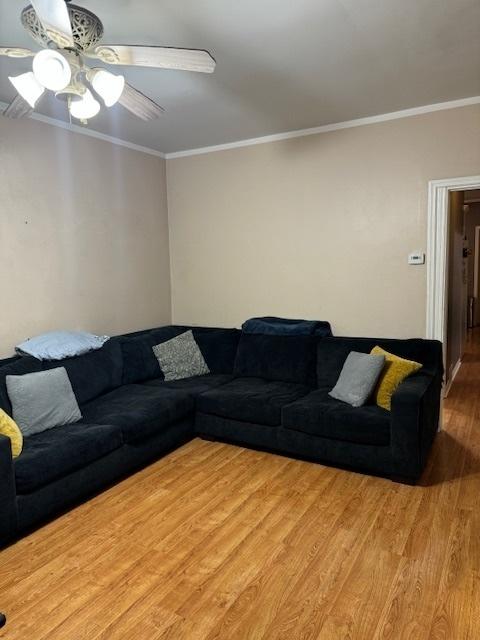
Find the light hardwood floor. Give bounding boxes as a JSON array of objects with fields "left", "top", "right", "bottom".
[{"left": 1, "top": 333, "right": 480, "bottom": 639}]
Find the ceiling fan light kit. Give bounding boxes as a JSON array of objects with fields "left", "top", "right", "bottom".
[
  {"left": 1, "top": 0, "right": 216, "bottom": 123},
  {"left": 55, "top": 79, "right": 85, "bottom": 103},
  {"left": 68, "top": 88, "right": 100, "bottom": 121},
  {"left": 8, "top": 71, "right": 44, "bottom": 108},
  {"left": 88, "top": 68, "right": 125, "bottom": 108},
  {"left": 32, "top": 49, "right": 71, "bottom": 91}
]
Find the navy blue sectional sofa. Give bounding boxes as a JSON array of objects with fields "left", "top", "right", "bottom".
[{"left": 0, "top": 324, "right": 443, "bottom": 546}]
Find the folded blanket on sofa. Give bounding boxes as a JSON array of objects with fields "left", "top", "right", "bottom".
[{"left": 242, "top": 316, "right": 332, "bottom": 337}]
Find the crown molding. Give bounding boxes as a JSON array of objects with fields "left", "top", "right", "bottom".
[
  {"left": 2, "top": 95, "right": 479, "bottom": 160},
  {"left": 165, "top": 95, "right": 480, "bottom": 159},
  {"left": 0, "top": 101, "right": 166, "bottom": 159}
]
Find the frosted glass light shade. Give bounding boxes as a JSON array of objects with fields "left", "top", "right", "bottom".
[
  {"left": 69, "top": 88, "right": 100, "bottom": 120},
  {"left": 8, "top": 72, "right": 45, "bottom": 108},
  {"left": 33, "top": 49, "right": 71, "bottom": 91},
  {"left": 89, "top": 68, "right": 125, "bottom": 107}
]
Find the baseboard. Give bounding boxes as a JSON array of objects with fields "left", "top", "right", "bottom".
[{"left": 444, "top": 358, "right": 462, "bottom": 398}]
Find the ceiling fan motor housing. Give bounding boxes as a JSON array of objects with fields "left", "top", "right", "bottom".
[{"left": 21, "top": 3, "right": 104, "bottom": 51}]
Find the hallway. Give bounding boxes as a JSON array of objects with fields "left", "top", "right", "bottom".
[{"left": 438, "top": 326, "right": 480, "bottom": 488}]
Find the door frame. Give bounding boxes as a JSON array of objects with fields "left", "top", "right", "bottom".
[
  {"left": 474, "top": 225, "right": 480, "bottom": 301},
  {"left": 426, "top": 175, "right": 480, "bottom": 356}
]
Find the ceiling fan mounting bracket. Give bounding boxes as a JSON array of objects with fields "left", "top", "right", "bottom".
[{"left": 21, "top": 3, "right": 104, "bottom": 51}]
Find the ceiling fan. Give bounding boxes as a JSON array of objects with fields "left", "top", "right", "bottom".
[{"left": 0, "top": 0, "right": 216, "bottom": 123}]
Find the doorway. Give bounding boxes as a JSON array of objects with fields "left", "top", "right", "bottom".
[
  {"left": 466, "top": 192, "right": 480, "bottom": 327},
  {"left": 426, "top": 175, "right": 480, "bottom": 393},
  {"left": 444, "top": 191, "right": 467, "bottom": 392}
]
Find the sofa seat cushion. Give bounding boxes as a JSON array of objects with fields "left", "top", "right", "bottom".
[
  {"left": 81, "top": 384, "right": 194, "bottom": 443},
  {"left": 282, "top": 390, "right": 390, "bottom": 446},
  {"left": 197, "top": 377, "right": 311, "bottom": 426},
  {"left": 15, "top": 422, "right": 123, "bottom": 493},
  {"left": 143, "top": 374, "right": 233, "bottom": 397}
]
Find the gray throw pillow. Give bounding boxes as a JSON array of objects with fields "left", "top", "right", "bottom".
[
  {"left": 329, "top": 351, "right": 385, "bottom": 408},
  {"left": 153, "top": 330, "right": 210, "bottom": 381},
  {"left": 6, "top": 367, "right": 82, "bottom": 437}
]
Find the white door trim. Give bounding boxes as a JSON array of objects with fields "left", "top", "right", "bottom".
[{"left": 426, "top": 175, "right": 480, "bottom": 350}]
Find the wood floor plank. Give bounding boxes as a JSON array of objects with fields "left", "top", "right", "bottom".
[
  {"left": 316, "top": 548, "right": 406, "bottom": 640},
  {"left": 2, "top": 330, "right": 480, "bottom": 639},
  {"left": 257, "top": 484, "right": 390, "bottom": 639},
  {"left": 371, "top": 511, "right": 456, "bottom": 638},
  {"left": 427, "top": 510, "right": 474, "bottom": 640}
]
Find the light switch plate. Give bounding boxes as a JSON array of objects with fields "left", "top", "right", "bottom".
[{"left": 408, "top": 252, "right": 425, "bottom": 265}]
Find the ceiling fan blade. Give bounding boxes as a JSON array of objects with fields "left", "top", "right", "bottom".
[
  {"left": 3, "top": 94, "right": 33, "bottom": 119},
  {"left": 86, "top": 45, "right": 216, "bottom": 73},
  {"left": 0, "top": 47, "right": 35, "bottom": 58},
  {"left": 118, "top": 83, "right": 165, "bottom": 121},
  {"left": 30, "top": 0, "right": 74, "bottom": 48}
]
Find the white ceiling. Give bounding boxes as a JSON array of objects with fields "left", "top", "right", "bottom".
[{"left": 1, "top": 0, "right": 479, "bottom": 154}]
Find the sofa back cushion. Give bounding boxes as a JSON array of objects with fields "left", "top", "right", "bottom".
[
  {"left": 189, "top": 328, "right": 241, "bottom": 374},
  {"left": 120, "top": 326, "right": 241, "bottom": 384},
  {"left": 233, "top": 333, "right": 316, "bottom": 386},
  {"left": 120, "top": 329, "right": 181, "bottom": 385},
  {"left": 41, "top": 339, "right": 123, "bottom": 405},
  {"left": 317, "top": 337, "right": 443, "bottom": 389},
  {"left": 0, "top": 357, "right": 43, "bottom": 415},
  {"left": 0, "top": 355, "right": 20, "bottom": 368},
  {"left": 119, "top": 334, "right": 159, "bottom": 385}
]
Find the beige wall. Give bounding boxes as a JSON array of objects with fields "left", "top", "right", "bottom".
[
  {"left": 0, "top": 117, "right": 171, "bottom": 358},
  {"left": 2, "top": 104, "right": 479, "bottom": 359},
  {"left": 167, "top": 105, "right": 480, "bottom": 338}
]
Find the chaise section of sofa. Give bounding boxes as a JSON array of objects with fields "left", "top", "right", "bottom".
[{"left": 0, "top": 325, "right": 240, "bottom": 545}]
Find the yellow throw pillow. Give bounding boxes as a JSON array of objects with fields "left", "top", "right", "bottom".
[
  {"left": 0, "top": 409, "right": 23, "bottom": 458},
  {"left": 371, "top": 346, "right": 422, "bottom": 411}
]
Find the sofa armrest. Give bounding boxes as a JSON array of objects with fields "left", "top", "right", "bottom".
[
  {"left": 390, "top": 371, "right": 442, "bottom": 481},
  {"left": 0, "top": 434, "right": 18, "bottom": 546}
]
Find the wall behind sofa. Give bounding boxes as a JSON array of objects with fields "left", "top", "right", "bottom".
[
  {"left": 167, "top": 104, "right": 480, "bottom": 338},
  {"left": 0, "top": 117, "right": 171, "bottom": 357}
]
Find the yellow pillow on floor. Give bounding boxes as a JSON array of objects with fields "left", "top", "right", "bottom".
[
  {"left": 0, "top": 409, "right": 23, "bottom": 458},
  {"left": 371, "top": 346, "right": 422, "bottom": 411}
]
